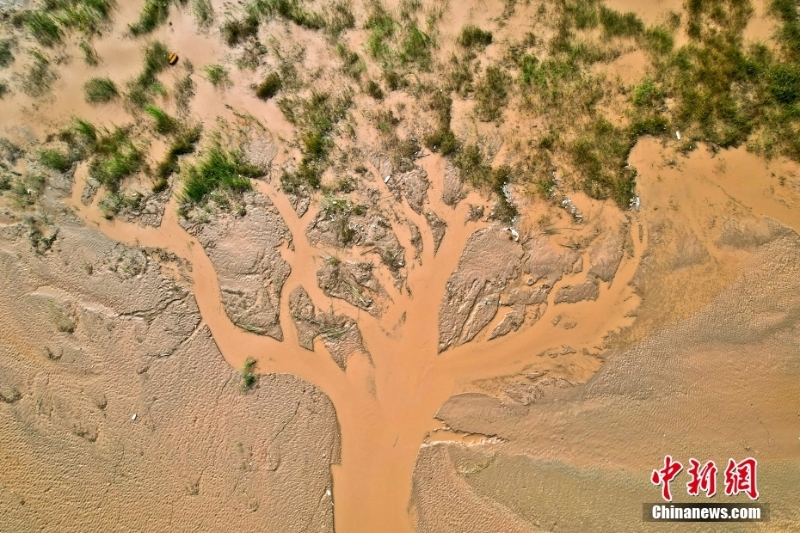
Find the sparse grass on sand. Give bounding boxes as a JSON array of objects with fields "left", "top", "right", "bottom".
[
  {"left": 84, "top": 77, "right": 118, "bottom": 103},
  {"left": 241, "top": 357, "right": 257, "bottom": 390},
  {"left": 204, "top": 64, "right": 230, "bottom": 87}
]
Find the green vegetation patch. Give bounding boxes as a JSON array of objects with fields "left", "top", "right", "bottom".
[
  {"left": 16, "top": 0, "right": 114, "bottom": 46},
  {"left": 241, "top": 357, "right": 257, "bottom": 390},
  {"left": 87, "top": 127, "right": 143, "bottom": 192},
  {"left": 277, "top": 91, "right": 352, "bottom": 192},
  {"left": 364, "top": 4, "right": 431, "bottom": 69},
  {"left": 0, "top": 39, "right": 14, "bottom": 68},
  {"left": 203, "top": 64, "right": 229, "bottom": 87},
  {"left": 127, "top": 41, "right": 171, "bottom": 108},
  {"left": 154, "top": 125, "right": 202, "bottom": 186},
  {"left": 20, "top": 50, "right": 58, "bottom": 98},
  {"left": 144, "top": 105, "right": 177, "bottom": 134},
  {"left": 252, "top": 0, "right": 326, "bottom": 30},
  {"left": 255, "top": 72, "right": 282, "bottom": 99},
  {"left": 130, "top": 0, "right": 186, "bottom": 36},
  {"left": 453, "top": 144, "right": 516, "bottom": 222},
  {"left": 221, "top": 12, "right": 260, "bottom": 46},
  {"left": 84, "top": 77, "right": 118, "bottom": 103},
  {"left": 180, "top": 146, "right": 260, "bottom": 206},
  {"left": 423, "top": 90, "right": 459, "bottom": 156},
  {"left": 570, "top": 119, "right": 637, "bottom": 207},
  {"left": 475, "top": 66, "right": 511, "bottom": 121},
  {"left": 458, "top": 25, "right": 493, "bottom": 49}
]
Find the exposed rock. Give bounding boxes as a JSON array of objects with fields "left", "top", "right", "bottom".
[
  {"left": 0, "top": 217, "right": 339, "bottom": 532},
  {"left": 243, "top": 137, "right": 277, "bottom": 170},
  {"left": 465, "top": 204, "right": 484, "bottom": 223},
  {"left": 409, "top": 220, "right": 423, "bottom": 261},
  {"left": 460, "top": 293, "right": 500, "bottom": 343},
  {"left": 505, "top": 286, "right": 549, "bottom": 306},
  {"left": 389, "top": 167, "right": 429, "bottom": 214}
]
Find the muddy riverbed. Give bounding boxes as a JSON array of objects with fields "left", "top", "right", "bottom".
[{"left": 1, "top": 0, "right": 799, "bottom": 531}]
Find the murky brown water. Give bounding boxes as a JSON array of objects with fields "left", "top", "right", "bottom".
[
  {"left": 66, "top": 147, "right": 646, "bottom": 531},
  {"left": 6, "top": 0, "right": 800, "bottom": 529}
]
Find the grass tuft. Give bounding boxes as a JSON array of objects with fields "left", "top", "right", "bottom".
[
  {"left": 84, "top": 77, "right": 118, "bottom": 103},
  {"left": 144, "top": 105, "right": 177, "bottom": 134},
  {"left": 0, "top": 39, "right": 14, "bottom": 68},
  {"left": 203, "top": 64, "right": 229, "bottom": 87},
  {"left": 255, "top": 72, "right": 282, "bottom": 100},
  {"left": 241, "top": 357, "right": 257, "bottom": 390},
  {"left": 180, "top": 146, "right": 260, "bottom": 206},
  {"left": 458, "top": 25, "right": 492, "bottom": 49}
]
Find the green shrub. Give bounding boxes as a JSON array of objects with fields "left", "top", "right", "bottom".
[
  {"left": 221, "top": 14, "right": 259, "bottom": 46},
  {"left": 87, "top": 127, "right": 143, "bottom": 192},
  {"left": 365, "top": 4, "right": 395, "bottom": 58},
  {"left": 193, "top": 0, "right": 214, "bottom": 26},
  {"left": 129, "top": 0, "right": 176, "bottom": 36},
  {"left": 475, "top": 66, "right": 510, "bottom": 121},
  {"left": 337, "top": 43, "right": 364, "bottom": 79},
  {"left": 241, "top": 357, "right": 257, "bottom": 390},
  {"left": 365, "top": 79, "right": 384, "bottom": 99},
  {"left": 0, "top": 81, "right": 7, "bottom": 99},
  {"left": 255, "top": 72, "right": 282, "bottom": 99},
  {"left": 39, "top": 149, "right": 74, "bottom": 172},
  {"left": 326, "top": 0, "right": 355, "bottom": 37},
  {"left": 599, "top": 7, "right": 644, "bottom": 39},
  {"left": 181, "top": 146, "right": 260, "bottom": 205},
  {"left": 458, "top": 25, "right": 492, "bottom": 49},
  {"left": 571, "top": 119, "right": 636, "bottom": 207},
  {"left": 399, "top": 24, "right": 431, "bottom": 67},
  {"left": 0, "top": 39, "right": 14, "bottom": 68},
  {"left": 253, "top": 0, "right": 326, "bottom": 30},
  {"left": 84, "top": 77, "right": 118, "bottom": 103},
  {"left": 155, "top": 125, "right": 202, "bottom": 180},
  {"left": 24, "top": 12, "right": 62, "bottom": 47}
]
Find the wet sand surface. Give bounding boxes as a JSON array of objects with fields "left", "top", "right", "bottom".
[{"left": 0, "top": 0, "right": 799, "bottom": 531}]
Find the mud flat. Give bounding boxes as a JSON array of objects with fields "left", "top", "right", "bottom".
[
  {"left": 410, "top": 140, "right": 800, "bottom": 532},
  {"left": 0, "top": 211, "right": 339, "bottom": 532},
  {"left": 1, "top": 0, "right": 800, "bottom": 531}
]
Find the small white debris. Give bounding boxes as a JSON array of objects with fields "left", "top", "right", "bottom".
[
  {"left": 326, "top": 489, "right": 332, "bottom": 497},
  {"left": 503, "top": 227, "right": 520, "bottom": 242},
  {"left": 131, "top": 413, "right": 137, "bottom": 421},
  {"left": 675, "top": 131, "right": 681, "bottom": 140},
  {"left": 384, "top": 175, "right": 391, "bottom": 183}
]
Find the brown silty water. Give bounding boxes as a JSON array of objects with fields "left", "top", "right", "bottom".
[
  {"left": 64, "top": 144, "right": 646, "bottom": 532},
  {"left": 2, "top": 3, "right": 643, "bottom": 530},
  {"left": 7, "top": 1, "right": 798, "bottom": 531}
]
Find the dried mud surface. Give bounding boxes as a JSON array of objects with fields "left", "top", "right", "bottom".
[{"left": 0, "top": 215, "right": 338, "bottom": 532}]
